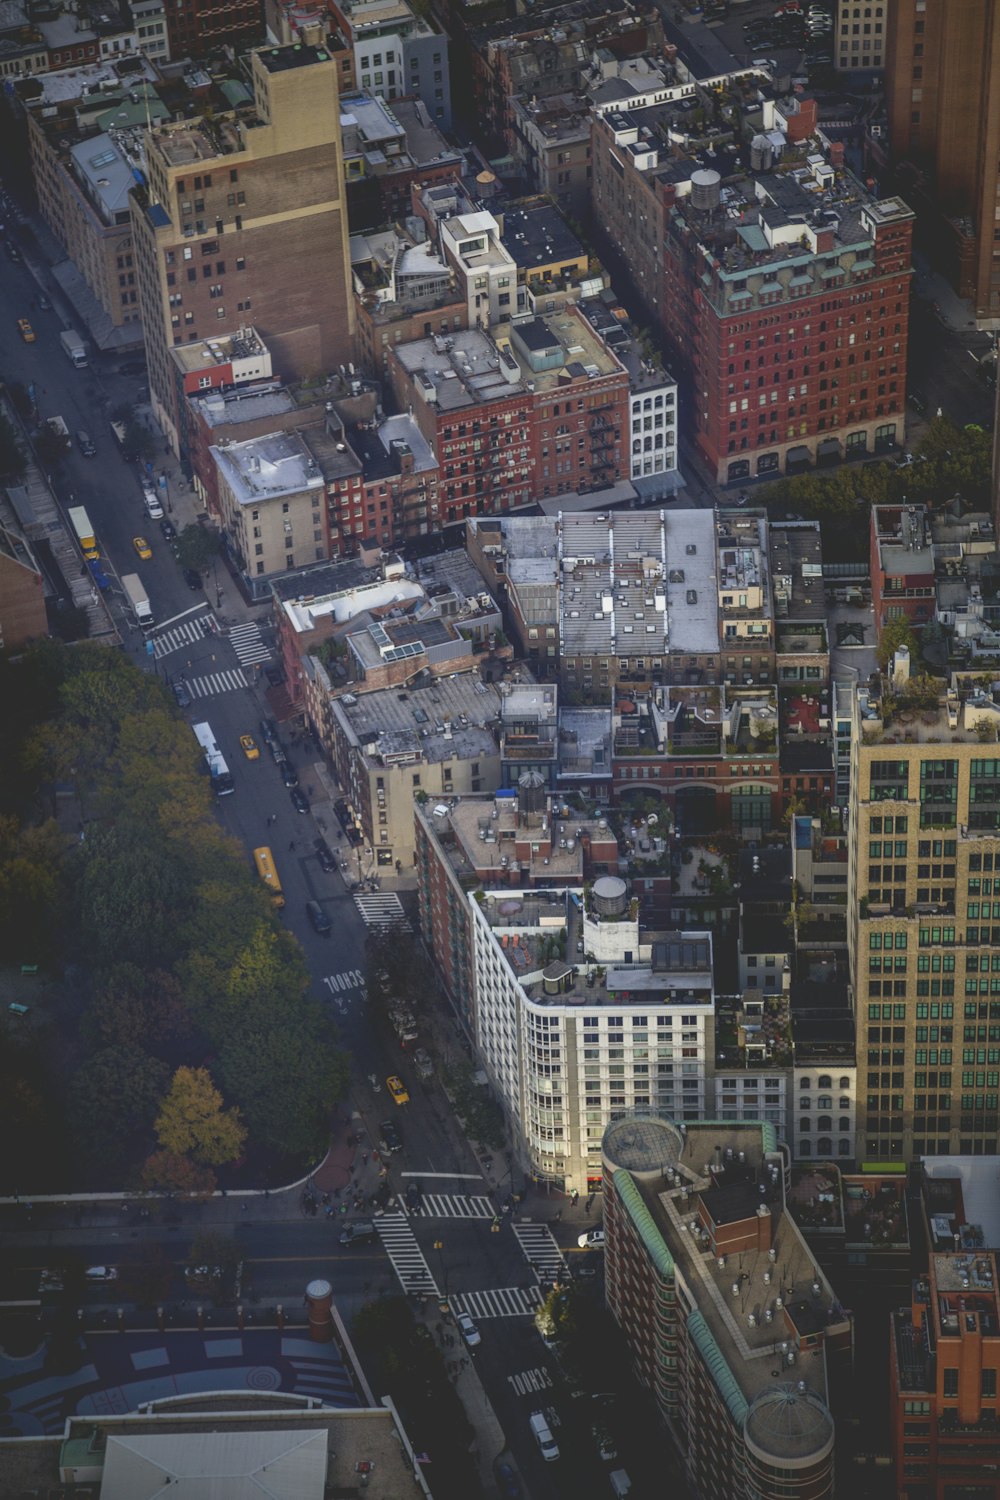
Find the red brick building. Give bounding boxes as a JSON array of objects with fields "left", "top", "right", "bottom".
[
  {"left": 592, "top": 100, "right": 915, "bottom": 483},
  {"left": 166, "top": 0, "right": 264, "bottom": 58},
  {"left": 870, "top": 503, "right": 935, "bottom": 647}
]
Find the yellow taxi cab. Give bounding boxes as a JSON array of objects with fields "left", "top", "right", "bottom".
[
  {"left": 17, "top": 318, "right": 35, "bottom": 343},
  {"left": 386, "top": 1074, "right": 410, "bottom": 1106},
  {"left": 240, "top": 734, "right": 260, "bottom": 760},
  {"left": 132, "top": 535, "right": 152, "bottom": 560}
]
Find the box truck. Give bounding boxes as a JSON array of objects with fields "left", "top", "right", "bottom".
[
  {"left": 68, "top": 505, "right": 99, "bottom": 559},
  {"left": 59, "top": 328, "right": 87, "bottom": 367},
  {"left": 122, "top": 572, "right": 154, "bottom": 630}
]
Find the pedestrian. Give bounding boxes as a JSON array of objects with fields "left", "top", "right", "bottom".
[
  {"left": 554, "top": 1209, "right": 562, "bottom": 1222},
  {"left": 289, "top": 839, "right": 296, "bottom": 851},
  {"left": 362, "top": 1152, "right": 369, "bottom": 1166},
  {"left": 242, "top": 1202, "right": 249, "bottom": 1213}
]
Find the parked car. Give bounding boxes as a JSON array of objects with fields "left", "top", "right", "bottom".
[
  {"left": 260, "top": 717, "right": 278, "bottom": 745},
  {"left": 142, "top": 486, "right": 164, "bottom": 520},
  {"left": 591, "top": 1423, "right": 618, "bottom": 1462},
  {"left": 305, "top": 899, "right": 331, "bottom": 935},
  {"left": 578, "top": 1228, "right": 605, "bottom": 1250},
  {"left": 281, "top": 760, "right": 300, "bottom": 789},
  {"left": 159, "top": 516, "right": 177, "bottom": 542},
  {"left": 85, "top": 1265, "right": 119, "bottom": 1282},
  {"left": 315, "top": 839, "right": 336, "bottom": 873},
  {"left": 182, "top": 567, "right": 202, "bottom": 591},
  {"left": 76, "top": 430, "right": 96, "bottom": 456},
  {"left": 290, "top": 786, "right": 309, "bottom": 814}
]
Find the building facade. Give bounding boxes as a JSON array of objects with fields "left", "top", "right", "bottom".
[
  {"left": 131, "top": 43, "right": 355, "bottom": 455},
  {"left": 834, "top": 0, "right": 887, "bottom": 73}
]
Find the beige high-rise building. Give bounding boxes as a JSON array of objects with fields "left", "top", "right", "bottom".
[
  {"left": 131, "top": 42, "right": 355, "bottom": 453},
  {"left": 834, "top": 0, "right": 887, "bottom": 73},
  {"left": 885, "top": 0, "right": 1000, "bottom": 324},
  {"left": 848, "top": 670, "right": 1000, "bottom": 1162}
]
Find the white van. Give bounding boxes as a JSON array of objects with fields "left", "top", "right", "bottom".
[
  {"left": 529, "top": 1411, "right": 560, "bottom": 1462},
  {"left": 609, "top": 1472, "right": 631, "bottom": 1499}
]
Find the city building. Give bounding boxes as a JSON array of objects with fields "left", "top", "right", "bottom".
[
  {"left": 870, "top": 503, "right": 936, "bottom": 648},
  {"left": 0, "top": 513, "right": 47, "bottom": 651},
  {"left": 131, "top": 43, "right": 355, "bottom": 455},
  {"left": 791, "top": 987, "right": 857, "bottom": 1165},
  {"left": 23, "top": 58, "right": 163, "bottom": 346},
  {"left": 498, "top": 681, "right": 558, "bottom": 789},
  {"left": 416, "top": 785, "right": 718, "bottom": 1189},
  {"left": 602, "top": 1113, "right": 850, "bottom": 1500},
  {"left": 328, "top": 676, "right": 502, "bottom": 868},
  {"left": 165, "top": 0, "right": 263, "bottom": 57},
  {"left": 508, "top": 91, "right": 593, "bottom": 217},
  {"left": 322, "top": 410, "right": 442, "bottom": 556},
  {"left": 340, "top": 92, "right": 463, "bottom": 229},
  {"left": 884, "top": 0, "right": 1000, "bottom": 324},
  {"left": 211, "top": 429, "right": 327, "bottom": 589},
  {"left": 890, "top": 1231, "right": 1000, "bottom": 1500},
  {"left": 325, "top": 0, "right": 451, "bottom": 126},
  {"left": 351, "top": 225, "right": 467, "bottom": 378},
  {"left": 592, "top": 93, "right": 915, "bottom": 482},
  {"left": 714, "top": 989, "right": 792, "bottom": 1140},
  {"left": 833, "top": 0, "right": 887, "bottom": 73},
  {"left": 847, "top": 667, "right": 1000, "bottom": 1162},
  {"left": 466, "top": 514, "right": 561, "bottom": 669}
]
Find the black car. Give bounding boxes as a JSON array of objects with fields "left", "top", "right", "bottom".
[
  {"left": 346, "top": 826, "right": 363, "bottom": 847},
  {"left": 172, "top": 679, "right": 192, "bottom": 708},
  {"left": 290, "top": 786, "right": 309, "bottom": 814},
  {"left": 159, "top": 516, "right": 177, "bottom": 542},
  {"left": 305, "top": 899, "right": 331, "bottom": 935},
  {"left": 314, "top": 839, "right": 336, "bottom": 873},
  {"left": 280, "top": 760, "right": 300, "bottom": 789},
  {"left": 378, "top": 1119, "right": 402, "bottom": 1154},
  {"left": 182, "top": 567, "right": 202, "bottom": 591},
  {"left": 260, "top": 716, "right": 277, "bottom": 745}
]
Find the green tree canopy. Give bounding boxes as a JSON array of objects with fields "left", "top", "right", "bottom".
[
  {"left": 67, "top": 1046, "right": 170, "bottom": 1180},
  {"left": 876, "top": 616, "right": 919, "bottom": 671},
  {"left": 174, "top": 523, "right": 220, "bottom": 573},
  {"left": 154, "top": 1066, "right": 246, "bottom": 1166}
]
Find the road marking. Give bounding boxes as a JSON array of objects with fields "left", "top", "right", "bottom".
[
  {"left": 186, "top": 668, "right": 249, "bottom": 698},
  {"left": 228, "top": 621, "right": 271, "bottom": 666},
  {"left": 153, "top": 617, "right": 209, "bottom": 658},
  {"left": 354, "top": 893, "right": 411, "bottom": 931},
  {"left": 400, "top": 1172, "right": 483, "bottom": 1180},
  {"left": 512, "top": 1223, "right": 567, "bottom": 1282},
  {"left": 322, "top": 969, "right": 365, "bottom": 994},
  {"left": 507, "top": 1365, "right": 553, "bottom": 1396},
  {"left": 398, "top": 1193, "right": 495, "bottom": 1220},
  {"left": 374, "top": 1213, "right": 439, "bottom": 1295},
  {"left": 155, "top": 601, "right": 211, "bottom": 631},
  {"left": 449, "top": 1286, "right": 542, "bottom": 1320}
]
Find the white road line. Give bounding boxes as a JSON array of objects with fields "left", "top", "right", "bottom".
[
  {"left": 155, "top": 601, "right": 211, "bottom": 631},
  {"left": 400, "top": 1172, "right": 483, "bottom": 1180},
  {"left": 507, "top": 1366, "right": 553, "bottom": 1396},
  {"left": 398, "top": 1193, "right": 495, "bottom": 1220},
  {"left": 449, "top": 1286, "right": 541, "bottom": 1320},
  {"left": 228, "top": 621, "right": 271, "bottom": 666},
  {"left": 186, "top": 668, "right": 249, "bottom": 698},
  {"left": 375, "top": 1213, "right": 439, "bottom": 1295},
  {"left": 354, "top": 893, "right": 411, "bottom": 930},
  {"left": 153, "top": 618, "right": 209, "bottom": 658},
  {"left": 512, "top": 1223, "right": 567, "bottom": 1282}
]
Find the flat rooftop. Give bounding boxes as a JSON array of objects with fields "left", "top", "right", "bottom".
[
  {"left": 172, "top": 327, "right": 267, "bottom": 375},
  {"left": 212, "top": 430, "right": 324, "bottom": 505},
  {"left": 193, "top": 386, "right": 298, "bottom": 429},
  {"left": 558, "top": 706, "right": 612, "bottom": 777},
  {"left": 499, "top": 201, "right": 584, "bottom": 270},
  {"left": 332, "top": 675, "right": 501, "bottom": 766},
  {"left": 256, "top": 41, "right": 337, "bottom": 71}
]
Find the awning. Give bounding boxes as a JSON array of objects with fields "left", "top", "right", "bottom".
[
  {"left": 786, "top": 444, "right": 811, "bottom": 462},
  {"left": 790, "top": 271, "right": 813, "bottom": 285},
  {"left": 821, "top": 263, "right": 845, "bottom": 278},
  {"left": 817, "top": 437, "right": 841, "bottom": 455},
  {"left": 853, "top": 258, "right": 875, "bottom": 273}
]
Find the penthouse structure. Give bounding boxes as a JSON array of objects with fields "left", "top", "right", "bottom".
[
  {"left": 870, "top": 504, "right": 935, "bottom": 649},
  {"left": 325, "top": 0, "right": 451, "bottom": 125},
  {"left": 131, "top": 43, "right": 355, "bottom": 454},
  {"left": 592, "top": 95, "right": 914, "bottom": 482},
  {"left": 603, "top": 1114, "right": 850, "bottom": 1500},
  {"left": 416, "top": 785, "right": 719, "bottom": 1189},
  {"left": 847, "top": 669, "right": 1000, "bottom": 1162}
]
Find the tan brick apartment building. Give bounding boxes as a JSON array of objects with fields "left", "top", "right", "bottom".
[
  {"left": 848, "top": 673, "right": 1000, "bottom": 1161},
  {"left": 131, "top": 43, "right": 355, "bottom": 454}
]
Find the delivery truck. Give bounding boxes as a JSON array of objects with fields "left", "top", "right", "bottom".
[
  {"left": 68, "top": 504, "right": 99, "bottom": 559},
  {"left": 122, "top": 572, "right": 154, "bottom": 630},
  {"left": 59, "top": 328, "right": 87, "bottom": 368}
]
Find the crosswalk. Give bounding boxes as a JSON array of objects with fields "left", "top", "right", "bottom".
[
  {"left": 507, "top": 1365, "right": 553, "bottom": 1396},
  {"left": 354, "top": 893, "right": 411, "bottom": 931},
  {"left": 186, "top": 667, "right": 249, "bottom": 699},
  {"left": 450, "top": 1286, "right": 541, "bottom": 1321},
  {"left": 398, "top": 1193, "right": 495, "bottom": 1220},
  {"left": 513, "top": 1223, "right": 567, "bottom": 1283},
  {"left": 228, "top": 621, "right": 271, "bottom": 667},
  {"left": 154, "top": 616, "right": 209, "bottom": 659},
  {"left": 374, "top": 1213, "right": 439, "bottom": 1295}
]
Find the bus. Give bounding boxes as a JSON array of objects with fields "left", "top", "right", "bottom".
[
  {"left": 192, "top": 721, "right": 235, "bottom": 796},
  {"left": 253, "top": 846, "right": 285, "bottom": 907}
]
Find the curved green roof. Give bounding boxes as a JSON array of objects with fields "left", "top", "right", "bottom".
[
  {"left": 688, "top": 1310, "right": 749, "bottom": 1428},
  {"left": 615, "top": 1170, "right": 674, "bottom": 1281}
]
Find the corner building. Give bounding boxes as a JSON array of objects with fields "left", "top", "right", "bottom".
[
  {"left": 602, "top": 1114, "right": 848, "bottom": 1500},
  {"left": 848, "top": 675, "right": 1000, "bottom": 1161},
  {"left": 131, "top": 44, "right": 355, "bottom": 454}
]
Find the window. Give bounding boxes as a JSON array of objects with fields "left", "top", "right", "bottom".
[{"left": 943, "top": 1368, "right": 959, "bottom": 1398}]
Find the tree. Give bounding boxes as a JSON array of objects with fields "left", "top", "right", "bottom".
[
  {"left": 174, "top": 522, "right": 221, "bottom": 574},
  {"left": 83, "top": 964, "right": 191, "bottom": 1052},
  {"left": 154, "top": 1066, "right": 246, "bottom": 1166},
  {"left": 141, "top": 1149, "right": 216, "bottom": 1199},
  {"left": 0, "top": 410, "right": 25, "bottom": 478},
  {"left": 218, "top": 1019, "right": 349, "bottom": 1158},
  {"left": 121, "top": 419, "right": 155, "bottom": 464},
  {"left": 34, "top": 423, "right": 68, "bottom": 471},
  {"left": 0, "top": 814, "right": 67, "bottom": 963},
  {"left": 876, "top": 617, "right": 918, "bottom": 671},
  {"left": 67, "top": 1046, "right": 170, "bottom": 1179}
]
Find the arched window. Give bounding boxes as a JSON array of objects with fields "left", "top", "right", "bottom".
[
  {"left": 799, "top": 1117, "right": 811, "bottom": 1132},
  {"left": 817, "top": 1096, "right": 832, "bottom": 1111},
  {"left": 838, "top": 1076, "right": 851, "bottom": 1090},
  {"left": 800, "top": 1140, "right": 812, "bottom": 1156},
  {"left": 817, "top": 1138, "right": 832, "bottom": 1156},
  {"left": 838, "top": 1139, "right": 851, "bottom": 1156},
  {"left": 818, "top": 1075, "right": 832, "bottom": 1089},
  {"left": 838, "top": 1117, "right": 851, "bottom": 1132},
  {"left": 799, "top": 1098, "right": 811, "bottom": 1112},
  {"left": 818, "top": 1116, "right": 833, "bottom": 1132},
  {"left": 839, "top": 1096, "right": 851, "bottom": 1110},
  {"left": 800, "top": 1077, "right": 811, "bottom": 1090}
]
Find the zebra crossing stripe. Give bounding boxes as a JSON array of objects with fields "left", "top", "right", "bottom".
[
  {"left": 374, "top": 1213, "right": 439, "bottom": 1295},
  {"left": 399, "top": 1193, "right": 495, "bottom": 1220},
  {"left": 512, "top": 1223, "right": 566, "bottom": 1281},
  {"left": 354, "top": 893, "right": 411, "bottom": 931},
  {"left": 153, "top": 618, "right": 207, "bottom": 658},
  {"left": 507, "top": 1367, "right": 553, "bottom": 1396},
  {"left": 187, "top": 668, "right": 249, "bottom": 698},
  {"left": 449, "top": 1286, "right": 541, "bottom": 1319},
  {"left": 228, "top": 622, "right": 271, "bottom": 666}
]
